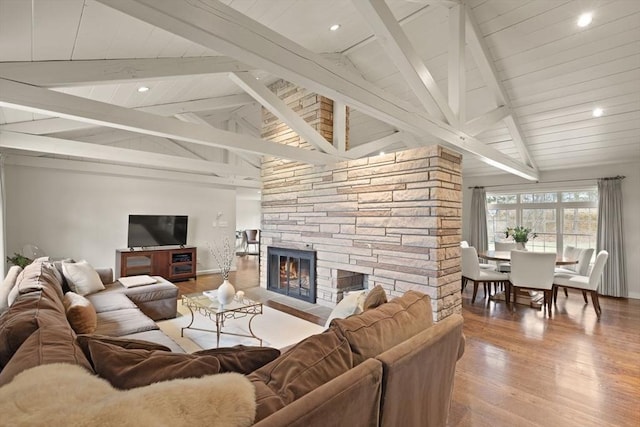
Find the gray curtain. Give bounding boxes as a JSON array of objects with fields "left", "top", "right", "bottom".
[
  {"left": 597, "top": 177, "right": 627, "bottom": 297},
  {"left": 469, "top": 187, "right": 488, "bottom": 252}
]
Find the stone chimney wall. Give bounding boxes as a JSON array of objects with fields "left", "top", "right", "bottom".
[{"left": 259, "top": 80, "right": 462, "bottom": 321}]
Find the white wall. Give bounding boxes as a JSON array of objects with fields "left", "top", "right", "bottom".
[
  {"left": 235, "top": 199, "right": 261, "bottom": 231},
  {"left": 462, "top": 161, "right": 640, "bottom": 299},
  {"left": 4, "top": 162, "right": 237, "bottom": 275}
]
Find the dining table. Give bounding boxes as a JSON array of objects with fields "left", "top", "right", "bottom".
[
  {"left": 479, "top": 250, "right": 579, "bottom": 266},
  {"left": 477, "top": 250, "right": 579, "bottom": 307}
]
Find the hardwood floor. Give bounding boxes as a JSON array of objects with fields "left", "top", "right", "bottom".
[
  {"left": 176, "top": 257, "right": 640, "bottom": 426},
  {"left": 450, "top": 286, "right": 640, "bottom": 426}
]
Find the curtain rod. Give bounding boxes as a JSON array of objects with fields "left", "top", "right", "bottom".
[{"left": 468, "top": 175, "right": 625, "bottom": 189}]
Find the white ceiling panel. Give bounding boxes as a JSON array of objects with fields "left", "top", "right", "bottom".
[{"left": 0, "top": 0, "right": 637, "bottom": 181}]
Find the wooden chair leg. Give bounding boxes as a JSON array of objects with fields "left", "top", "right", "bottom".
[
  {"left": 461, "top": 277, "right": 467, "bottom": 291},
  {"left": 472, "top": 282, "right": 478, "bottom": 303},
  {"left": 563, "top": 287, "right": 568, "bottom": 297},
  {"left": 591, "top": 291, "right": 602, "bottom": 318},
  {"left": 582, "top": 290, "right": 588, "bottom": 304},
  {"left": 545, "top": 290, "right": 553, "bottom": 316},
  {"left": 553, "top": 286, "right": 559, "bottom": 304}
]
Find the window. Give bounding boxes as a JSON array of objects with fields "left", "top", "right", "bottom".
[{"left": 486, "top": 190, "right": 598, "bottom": 256}]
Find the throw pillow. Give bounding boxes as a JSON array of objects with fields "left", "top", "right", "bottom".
[
  {"left": 323, "top": 290, "right": 366, "bottom": 328},
  {"left": 362, "top": 285, "right": 388, "bottom": 311},
  {"left": 62, "top": 260, "right": 105, "bottom": 296},
  {"left": 0, "top": 363, "right": 256, "bottom": 427},
  {"left": 0, "top": 326, "right": 94, "bottom": 387},
  {"left": 248, "top": 330, "right": 352, "bottom": 422},
  {"left": 76, "top": 334, "right": 171, "bottom": 363},
  {"left": 63, "top": 292, "right": 98, "bottom": 334},
  {"left": 194, "top": 345, "right": 281, "bottom": 374},
  {"left": 117, "top": 275, "right": 157, "bottom": 288},
  {"left": 0, "top": 265, "right": 22, "bottom": 312},
  {"left": 87, "top": 340, "right": 221, "bottom": 389}
]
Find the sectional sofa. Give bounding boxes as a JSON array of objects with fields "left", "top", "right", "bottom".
[{"left": 0, "top": 259, "right": 465, "bottom": 427}]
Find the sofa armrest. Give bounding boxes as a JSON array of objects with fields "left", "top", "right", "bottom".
[
  {"left": 252, "top": 358, "right": 382, "bottom": 427},
  {"left": 376, "top": 314, "right": 464, "bottom": 427},
  {"left": 95, "top": 268, "right": 113, "bottom": 285}
]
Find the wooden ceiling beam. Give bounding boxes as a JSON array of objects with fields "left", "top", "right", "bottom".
[
  {"left": 0, "top": 131, "right": 259, "bottom": 179},
  {"left": 6, "top": 155, "right": 260, "bottom": 189},
  {"left": 0, "top": 57, "right": 253, "bottom": 87},
  {"left": 0, "top": 94, "right": 255, "bottom": 135},
  {"left": 465, "top": 9, "right": 537, "bottom": 170},
  {"left": 352, "top": 0, "right": 454, "bottom": 125},
  {"left": 96, "top": 0, "right": 538, "bottom": 180},
  {"left": 465, "top": 106, "right": 510, "bottom": 136},
  {"left": 0, "top": 78, "right": 334, "bottom": 165},
  {"left": 229, "top": 72, "right": 338, "bottom": 155}
]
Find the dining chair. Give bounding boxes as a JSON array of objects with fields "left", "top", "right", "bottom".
[
  {"left": 461, "top": 241, "right": 495, "bottom": 270},
  {"left": 554, "top": 246, "right": 595, "bottom": 297},
  {"left": 553, "top": 250, "right": 609, "bottom": 318},
  {"left": 507, "top": 251, "right": 557, "bottom": 316},
  {"left": 244, "top": 229, "right": 260, "bottom": 254},
  {"left": 494, "top": 242, "right": 517, "bottom": 272},
  {"left": 461, "top": 247, "right": 509, "bottom": 303}
]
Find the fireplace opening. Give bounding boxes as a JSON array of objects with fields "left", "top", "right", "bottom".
[{"left": 267, "top": 247, "right": 316, "bottom": 303}]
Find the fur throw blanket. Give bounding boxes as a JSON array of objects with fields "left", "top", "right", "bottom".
[{"left": 0, "top": 363, "right": 256, "bottom": 427}]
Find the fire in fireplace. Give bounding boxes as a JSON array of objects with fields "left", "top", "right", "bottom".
[{"left": 268, "top": 247, "right": 316, "bottom": 303}]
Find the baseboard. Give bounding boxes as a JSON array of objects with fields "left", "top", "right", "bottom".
[{"left": 626, "top": 290, "right": 640, "bottom": 300}]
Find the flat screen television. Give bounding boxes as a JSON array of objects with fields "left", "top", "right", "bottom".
[{"left": 127, "top": 215, "right": 188, "bottom": 248}]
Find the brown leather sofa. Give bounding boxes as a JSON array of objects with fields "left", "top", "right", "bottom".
[
  {"left": 251, "top": 290, "right": 465, "bottom": 427},
  {"left": 0, "top": 260, "right": 464, "bottom": 427}
]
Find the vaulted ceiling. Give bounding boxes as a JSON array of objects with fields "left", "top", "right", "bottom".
[{"left": 0, "top": 0, "right": 638, "bottom": 189}]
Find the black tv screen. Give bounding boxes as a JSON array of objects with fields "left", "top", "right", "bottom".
[{"left": 127, "top": 215, "right": 188, "bottom": 248}]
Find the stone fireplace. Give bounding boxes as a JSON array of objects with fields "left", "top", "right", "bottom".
[
  {"left": 257, "top": 79, "right": 462, "bottom": 321},
  {"left": 267, "top": 247, "right": 316, "bottom": 303}
]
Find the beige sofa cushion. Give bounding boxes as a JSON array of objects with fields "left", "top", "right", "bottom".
[
  {"left": 87, "top": 340, "right": 222, "bottom": 390},
  {"left": 63, "top": 292, "right": 98, "bottom": 334},
  {"left": 0, "top": 326, "right": 93, "bottom": 387},
  {"left": 85, "top": 291, "right": 138, "bottom": 313},
  {"left": 0, "top": 265, "right": 22, "bottom": 312},
  {"left": 248, "top": 330, "right": 353, "bottom": 422},
  {"left": 0, "top": 363, "right": 256, "bottom": 427},
  {"left": 94, "top": 308, "right": 158, "bottom": 337},
  {"left": 330, "top": 290, "right": 434, "bottom": 365}
]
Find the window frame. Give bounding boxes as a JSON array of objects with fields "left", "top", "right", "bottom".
[{"left": 486, "top": 189, "right": 598, "bottom": 253}]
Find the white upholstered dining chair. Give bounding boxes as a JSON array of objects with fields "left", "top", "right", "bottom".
[
  {"left": 554, "top": 246, "right": 595, "bottom": 298},
  {"left": 507, "top": 251, "right": 557, "bottom": 316},
  {"left": 553, "top": 250, "right": 609, "bottom": 318},
  {"left": 494, "top": 241, "right": 517, "bottom": 272},
  {"left": 461, "top": 247, "right": 509, "bottom": 303}
]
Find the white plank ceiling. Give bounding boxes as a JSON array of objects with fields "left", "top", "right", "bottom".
[{"left": 0, "top": 0, "right": 638, "bottom": 187}]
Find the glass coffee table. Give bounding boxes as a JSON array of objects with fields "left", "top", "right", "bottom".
[{"left": 181, "top": 292, "right": 263, "bottom": 347}]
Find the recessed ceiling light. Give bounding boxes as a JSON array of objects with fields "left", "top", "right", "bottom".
[
  {"left": 592, "top": 107, "right": 604, "bottom": 117},
  {"left": 137, "top": 86, "right": 150, "bottom": 93},
  {"left": 329, "top": 24, "right": 341, "bottom": 31},
  {"left": 577, "top": 12, "right": 593, "bottom": 27}
]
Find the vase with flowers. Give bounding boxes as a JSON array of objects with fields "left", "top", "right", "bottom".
[
  {"left": 207, "top": 237, "right": 235, "bottom": 305},
  {"left": 505, "top": 226, "right": 537, "bottom": 250}
]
